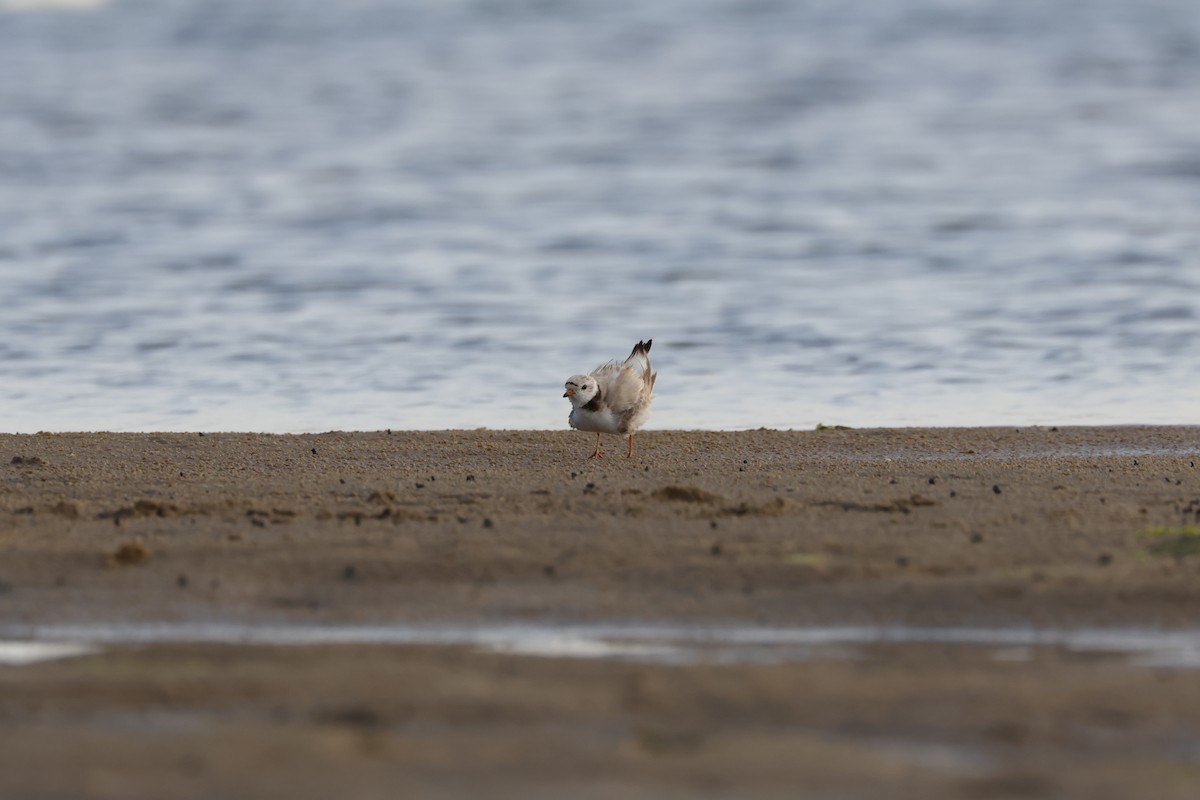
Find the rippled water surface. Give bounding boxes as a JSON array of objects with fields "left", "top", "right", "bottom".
[{"left": 1, "top": 0, "right": 1198, "bottom": 431}]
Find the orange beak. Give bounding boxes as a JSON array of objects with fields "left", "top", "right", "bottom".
[{"left": 563, "top": 388, "right": 575, "bottom": 397}]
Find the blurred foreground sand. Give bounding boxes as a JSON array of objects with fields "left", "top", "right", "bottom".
[{"left": 1, "top": 428, "right": 1199, "bottom": 799}]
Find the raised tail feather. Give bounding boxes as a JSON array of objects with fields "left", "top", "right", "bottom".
[{"left": 629, "top": 340, "right": 655, "bottom": 392}]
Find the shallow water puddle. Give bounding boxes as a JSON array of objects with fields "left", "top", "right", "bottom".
[
  {"left": 3, "top": 623, "right": 1200, "bottom": 668},
  {"left": 0, "top": 642, "right": 99, "bottom": 666}
]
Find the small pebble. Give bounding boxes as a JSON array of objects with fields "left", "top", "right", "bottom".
[
  {"left": 311, "top": 448, "right": 317, "bottom": 455},
  {"left": 482, "top": 518, "right": 494, "bottom": 529},
  {"left": 543, "top": 565, "right": 556, "bottom": 577},
  {"left": 928, "top": 477, "right": 937, "bottom": 485},
  {"left": 1097, "top": 553, "right": 1112, "bottom": 566},
  {"left": 896, "top": 556, "right": 909, "bottom": 568},
  {"left": 177, "top": 574, "right": 189, "bottom": 588},
  {"left": 415, "top": 482, "right": 425, "bottom": 489},
  {"left": 993, "top": 484, "right": 1002, "bottom": 494},
  {"left": 466, "top": 475, "right": 476, "bottom": 482},
  {"left": 970, "top": 532, "right": 983, "bottom": 544},
  {"left": 342, "top": 564, "right": 357, "bottom": 581},
  {"left": 710, "top": 544, "right": 722, "bottom": 557}
]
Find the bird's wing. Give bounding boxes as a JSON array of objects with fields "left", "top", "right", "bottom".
[
  {"left": 596, "top": 363, "right": 644, "bottom": 413},
  {"left": 594, "top": 341, "right": 655, "bottom": 413}
]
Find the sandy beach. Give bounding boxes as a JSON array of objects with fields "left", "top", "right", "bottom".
[{"left": 2, "top": 427, "right": 1200, "bottom": 798}]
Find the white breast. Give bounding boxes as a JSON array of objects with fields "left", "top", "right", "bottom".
[{"left": 569, "top": 407, "right": 622, "bottom": 434}]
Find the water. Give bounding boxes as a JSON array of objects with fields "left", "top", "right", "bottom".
[
  {"left": 5, "top": 622, "right": 1200, "bottom": 668},
  {"left": 1, "top": 0, "right": 1198, "bottom": 432}
]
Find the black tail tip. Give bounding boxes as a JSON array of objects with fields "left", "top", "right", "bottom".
[{"left": 634, "top": 338, "right": 652, "bottom": 355}]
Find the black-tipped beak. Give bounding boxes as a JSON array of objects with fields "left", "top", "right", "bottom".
[{"left": 563, "top": 388, "right": 575, "bottom": 397}]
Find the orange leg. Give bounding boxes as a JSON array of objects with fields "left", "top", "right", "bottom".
[
  {"left": 627, "top": 434, "right": 634, "bottom": 458},
  {"left": 589, "top": 432, "right": 604, "bottom": 459}
]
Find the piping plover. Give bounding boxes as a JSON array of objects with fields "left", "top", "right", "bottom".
[{"left": 563, "top": 339, "right": 656, "bottom": 458}]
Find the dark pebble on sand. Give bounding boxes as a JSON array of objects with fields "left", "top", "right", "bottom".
[
  {"left": 928, "top": 477, "right": 937, "bottom": 485},
  {"left": 342, "top": 565, "right": 357, "bottom": 581},
  {"left": 543, "top": 565, "right": 556, "bottom": 577},
  {"left": 482, "top": 518, "right": 494, "bottom": 528},
  {"left": 177, "top": 574, "right": 189, "bottom": 588},
  {"left": 993, "top": 484, "right": 1002, "bottom": 494},
  {"left": 896, "top": 556, "right": 909, "bottom": 567},
  {"left": 466, "top": 475, "right": 476, "bottom": 481},
  {"left": 1098, "top": 553, "right": 1112, "bottom": 566},
  {"left": 710, "top": 520, "right": 718, "bottom": 529},
  {"left": 949, "top": 490, "right": 957, "bottom": 497},
  {"left": 311, "top": 448, "right": 317, "bottom": 455},
  {"left": 1050, "top": 427, "right": 1058, "bottom": 432},
  {"left": 710, "top": 544, "right": 722, "bottom": 556},
  {"left": 970, "top": 533, "right": 983, "bottom": 544},
  {"left": 889, "top": 478, "right": 897, "bottom": 484},
  {"left": 415, "top": 482, "right": 425, "bottom": 489}
]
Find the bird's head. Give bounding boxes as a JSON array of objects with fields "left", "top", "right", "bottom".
[{"left": 563, "top": 374, "right": 598, "bottom": 407}]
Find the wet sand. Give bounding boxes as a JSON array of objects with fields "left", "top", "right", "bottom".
[{"left": 2, "top": 428, "right": 1200, "bottom": 798}]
